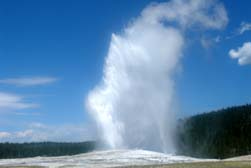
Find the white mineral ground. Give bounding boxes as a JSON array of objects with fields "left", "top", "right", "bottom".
[
  {"left": 0, "top": 149, "right": 250, "bottom": 168},
  {"left": 0, "top": 149, "right": 219, "bottom": 168}
]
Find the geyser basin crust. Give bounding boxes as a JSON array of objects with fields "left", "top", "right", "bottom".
[{"left": 0, "top": 149, "right": 216, "bottom": 168}]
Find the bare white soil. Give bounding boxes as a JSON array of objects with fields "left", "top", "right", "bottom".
[
  {"left": 0, "top": 149, "right": 217, "bottom": 168},
  {"left": 224, "top": 155, "right": 251, "bottom": 161}
]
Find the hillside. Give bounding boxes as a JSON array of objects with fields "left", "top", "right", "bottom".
[{"left": 176, "top": 104, "right": 251, "bottom": 159}]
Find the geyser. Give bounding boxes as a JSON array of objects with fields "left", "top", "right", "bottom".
[{"left": 86, "top": 0, "right": 228, "bottom": 152}]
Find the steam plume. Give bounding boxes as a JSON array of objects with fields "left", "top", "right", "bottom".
[{"left": 86, "top": 0, "right": 228, "bottom": 152}]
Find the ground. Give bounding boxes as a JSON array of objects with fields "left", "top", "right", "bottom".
[
  {"left": 0, "top": 161, "right": 251, "bottom": 168},
  {"left": 122, "top": 161, "right": 251, "bottom": 168},
  {"left": 0, "top": 151, "right": 250, "bottom": 168}
]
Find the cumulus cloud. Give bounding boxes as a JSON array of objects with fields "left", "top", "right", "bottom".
[
  {"left": 238, "top": 22, "right": 251, "bottom": 35},
  {"left": 229, "top": 42, "right": 251, "bottom": 65},
  {"left": 86, "top": 0, "right": 228, "bottom": 152},
  {"left": 0, "top": 123, "right": 96, "bottom": 142},
  {"left": 16, "top": 129, "right": 34, "bottom": 138},
  {"left": 0, "top": 77, "right": 58, "bottom": 87},
  {"left": 0, "top": 132, "right": 11, "bottom": 139},
  {"left": 0, "top": 92, "right": 37, "bottom": 111},
  {"left": 0, "top": 130, "right": 35, "bottom": 142}
]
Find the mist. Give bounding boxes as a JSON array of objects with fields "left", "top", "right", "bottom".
[{"left": 86, "top": 0, "right": 228, "bottom": 153}]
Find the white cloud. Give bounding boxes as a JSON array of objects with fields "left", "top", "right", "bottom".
[
  {"left": 0, "top": 132, "right": 11, "bottom": 139},
  {"left": 16, "top": 129, "right": 34, "bottom": 138},
  {"left": 227, "top": 22, "right": 251, "bottom": 39},
  {"left": 0, "top": 92, "right": 37, "bottom": 111},
  {"left": 0, "top": 77, "right": 58, "bottom": 87},
  {"left": 238, "top": 22, "right": 251, "bottom": 35},
  {"left": 229, "top": 42, "right": 251, "bottom": 65},
  {"left": 0, "top": 123, "right": 96, "bottom": 142}
]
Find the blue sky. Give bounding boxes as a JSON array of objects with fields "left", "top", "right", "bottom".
[{"left": 0, "top": 0, "right": 250, "bottom": 142}]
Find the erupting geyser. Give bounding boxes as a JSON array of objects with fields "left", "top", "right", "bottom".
[{"left": 86, "top": 0, "right": 228, "bottom": 152}]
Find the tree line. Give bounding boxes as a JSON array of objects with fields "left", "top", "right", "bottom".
[
  {"left": 176, "top": 104, "right": 251, "bottom": 159},
  {"left": 0, "top": 141, "right": 96, "bottom": 159}
]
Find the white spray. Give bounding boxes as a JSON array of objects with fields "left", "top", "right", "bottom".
[{"left": 86, "top": 0, "right": 228, "bottom": 152}]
